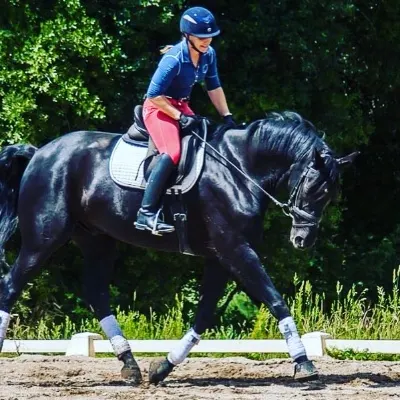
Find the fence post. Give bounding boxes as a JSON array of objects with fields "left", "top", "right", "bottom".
[
  {"left": 65, "top": 332, "right": 103, "bottom": 357},
  {"left": 301, "top": 331, "right": 332, "bottom": 357}
]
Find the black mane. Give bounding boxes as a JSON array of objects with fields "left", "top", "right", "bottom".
[
  {"left": 212, "top": 111, "right": 329, "bottom": 154},
  {"left": 251, "top": 111, "right": 332, "bottom": 159},
  {"left": 210, "top": 111, "right": 339, "bottom": 183}
]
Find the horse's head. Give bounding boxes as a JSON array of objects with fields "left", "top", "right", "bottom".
[{"left": 287, "top": 148, "right": 358, "bottom": 249}]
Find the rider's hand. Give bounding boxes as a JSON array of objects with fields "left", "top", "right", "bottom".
[
  {"left": 179, "top": 113, "right": 199, "bottom": 130},
  {"left": 223, "top": 114, "right": 237, "bottom": 128}
]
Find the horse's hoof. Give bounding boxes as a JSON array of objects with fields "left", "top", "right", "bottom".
[
  {"left": 121, "top": 360, "right": 143, "bottom": 384},
  {"left": 149, "top": 357, "right": 174, "bottom": 385},
  {"left": 294, "top": 360, "right": 319, "bottom": 382}
]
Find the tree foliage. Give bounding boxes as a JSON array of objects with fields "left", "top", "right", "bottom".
[{"left": 1, "top": 0, "right": 399, "bottom": 325}]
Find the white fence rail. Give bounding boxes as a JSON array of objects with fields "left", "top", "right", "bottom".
[{"left": 1, "top": 332, "right": 400, "bottom": 358}]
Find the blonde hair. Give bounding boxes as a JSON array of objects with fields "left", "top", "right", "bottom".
[
  {"left": 160, "top": 45, "right": 174, "bottom": 54},
  {"left": 160, "top": 36, "right": 185, "bottom": 54}
]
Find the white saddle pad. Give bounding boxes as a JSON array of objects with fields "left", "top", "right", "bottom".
[{"left": 109, "top": 137, "right": 206, "bottom": 194}]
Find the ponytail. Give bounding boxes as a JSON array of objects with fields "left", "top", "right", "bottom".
[{"left": 160, "top": 45, "right": 173, "bottom": 54}]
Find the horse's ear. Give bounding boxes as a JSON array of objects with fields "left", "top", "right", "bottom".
[
  {"left": 313, "top": 148, "right": 325, "bottom": 170},
  {"left": 336, "top": 151, "right": 360, "bottom": 167}
]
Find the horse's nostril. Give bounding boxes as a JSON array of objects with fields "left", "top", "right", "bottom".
[{"left": 294, "top": 236, "right": 304, "bottom": 247}]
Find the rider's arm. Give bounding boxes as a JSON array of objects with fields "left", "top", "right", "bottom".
[
  {"left": 204, "top": 48, "right": 231, "bottom": 117},
  {"left": 147, "top": 96, "right": 182, "bottom": 120},
  {"left": 146, "top": 55, "right": 182, "bottom": 120},
  {"left": 207, "top": 87, "right": 231, "bottom": 117}
]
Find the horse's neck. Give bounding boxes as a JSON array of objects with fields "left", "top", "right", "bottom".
[
  {"left": 249, "top": 128, "right": 313, "bottom": 191},
  {"left": 213, "top": 127, "right": 313, "bottom": 184}
]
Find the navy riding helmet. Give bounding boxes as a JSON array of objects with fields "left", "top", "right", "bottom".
[{"left": 180, "top": 7, "right": 220, "bottom": 38}]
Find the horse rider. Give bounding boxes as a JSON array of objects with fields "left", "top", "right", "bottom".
[{"left": 134, "top": 6, "right": 236, "bottom": 235}]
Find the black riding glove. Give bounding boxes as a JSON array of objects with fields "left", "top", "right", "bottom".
[
  {"left": 223, "top": 114, "right": 237, "bottom": 128},
  {"left": 179, "top": 113, "right": 199, "bottom": 130}
]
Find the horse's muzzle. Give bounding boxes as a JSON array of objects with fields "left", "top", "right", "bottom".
[{"left": 290, "top": 226, "right": 317, "bottom": 250}]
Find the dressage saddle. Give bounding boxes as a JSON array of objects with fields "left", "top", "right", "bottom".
[{"left": 123, "top": 105, "right": 200, "bottom": 184}]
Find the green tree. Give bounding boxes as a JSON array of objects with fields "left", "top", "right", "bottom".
[
  {"left": 0, "top": 0, "right": 123, "bottom": 145},
  {"left": 1, "top": 0, "right": 399, "bottom": 326}
]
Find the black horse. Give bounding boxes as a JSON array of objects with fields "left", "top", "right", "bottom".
[{"left": 0, "top": 111, "right": 357, "bottom": 385}]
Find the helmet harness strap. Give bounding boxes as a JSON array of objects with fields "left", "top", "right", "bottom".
[{"left": 184, "top": 34, "right": 203, "bottom": 54}]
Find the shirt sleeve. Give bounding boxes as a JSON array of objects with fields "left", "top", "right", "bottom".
[
  {"left": 146, "top": 55, "right": 180, "bottom": 98},
  {"left": 204, "top": 47, "right": 221, "bottom": 91}
]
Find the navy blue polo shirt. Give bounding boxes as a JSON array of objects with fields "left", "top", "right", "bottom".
[{"left": 146, "top": 39, "right": 221, "bottom": 99}]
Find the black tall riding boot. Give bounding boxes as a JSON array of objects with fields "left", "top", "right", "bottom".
[{"left": 134, "top": 154, "right": 175, "bottom": 235}]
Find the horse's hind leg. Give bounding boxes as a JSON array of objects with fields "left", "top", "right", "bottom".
[
  {"left": 0, "top": 210, "right": 73, "bottom": 349},
  {"left": 73, "top": 229, "right": 142, "bottom": 385}
]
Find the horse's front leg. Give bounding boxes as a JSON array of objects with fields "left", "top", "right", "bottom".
[
  {"left": 149, "top": 258, "right": 230, "bottom": 384},
  {"left": 216, "top": 238, "right": 318, "bottom": 382}
]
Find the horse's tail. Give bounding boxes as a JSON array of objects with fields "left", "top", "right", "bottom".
[{"left": 0, "top": 144, "right": 37, "bottom": 274}]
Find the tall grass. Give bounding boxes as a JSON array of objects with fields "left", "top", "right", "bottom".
[{"left": 7, "top": 268, "right": 400, "bottom": 342}]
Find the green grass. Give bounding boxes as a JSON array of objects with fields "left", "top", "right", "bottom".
[{"left": 5, "top": 268, "right": 400, "bottom": 360}]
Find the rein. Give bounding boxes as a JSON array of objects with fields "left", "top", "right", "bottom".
[{"left": 191, "top": 120, "right": 319, "bottom": 227}]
